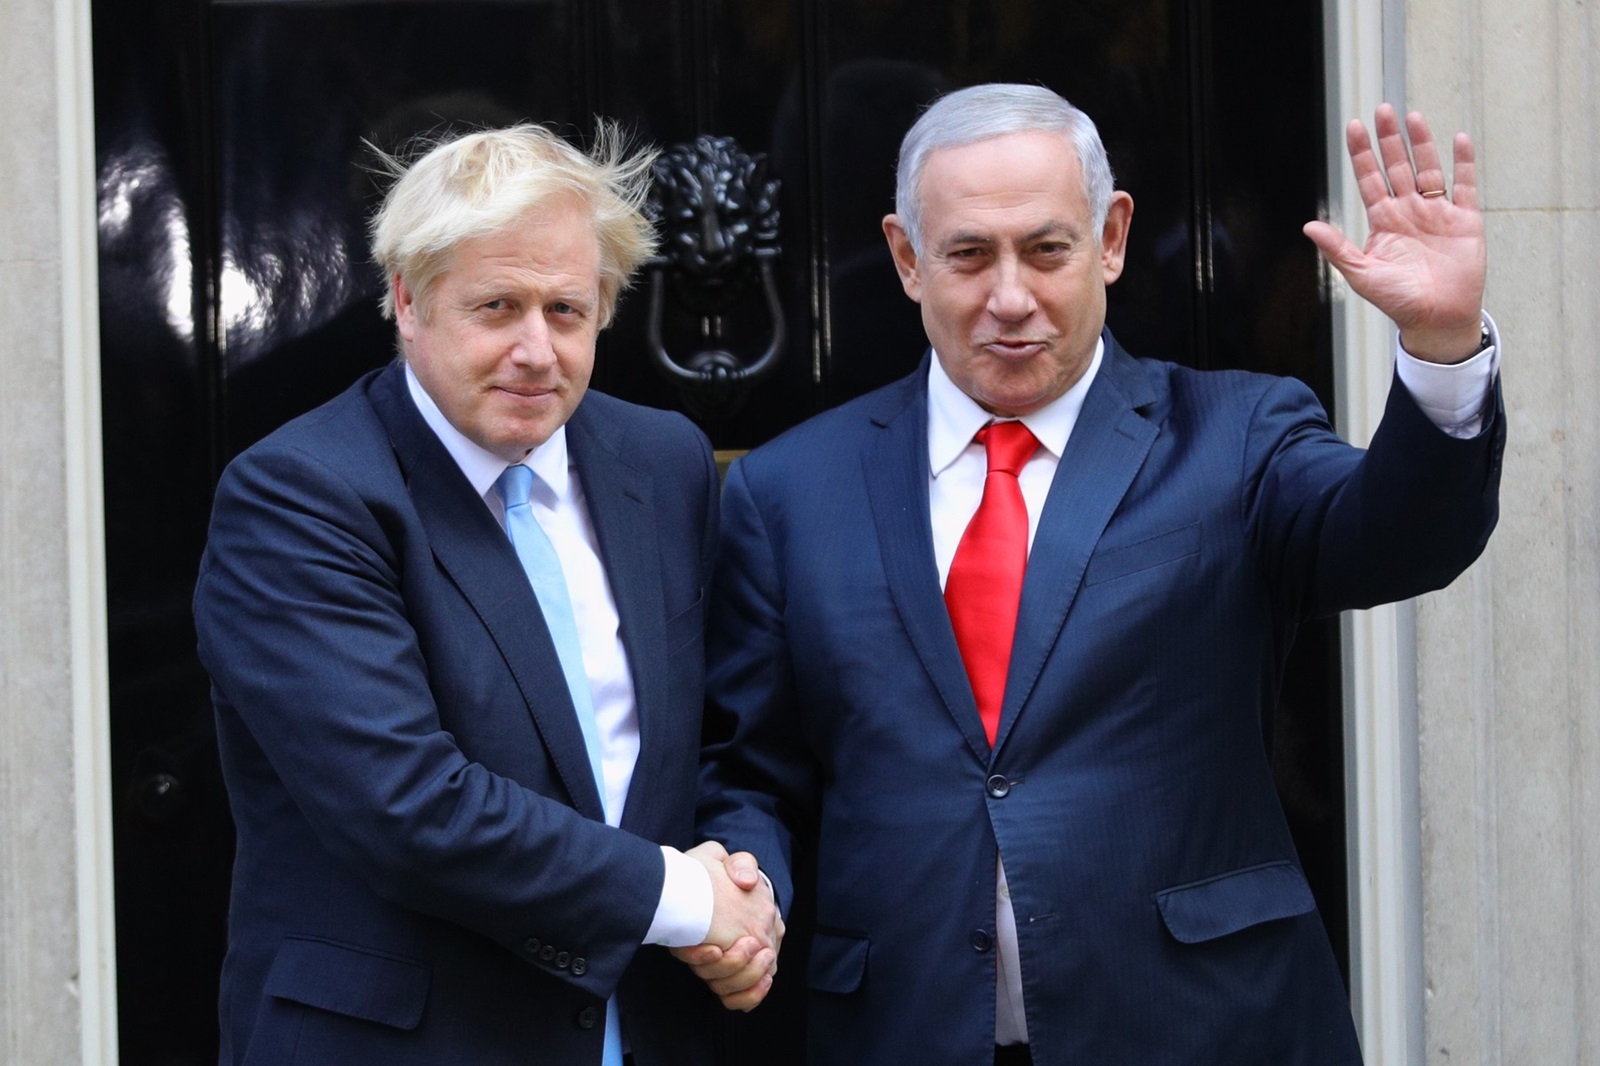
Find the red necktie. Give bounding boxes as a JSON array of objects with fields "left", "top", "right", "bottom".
[{"left": 945, "top": 421, "right": 1041, "bottom": 746}]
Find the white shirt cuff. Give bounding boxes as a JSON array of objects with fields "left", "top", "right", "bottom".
[
  {"left": 643, "top": 845, "right": 714, "bottom": 947},
  {"left": 1395, "top": 310, "right": 1501, "bottom": 439}
]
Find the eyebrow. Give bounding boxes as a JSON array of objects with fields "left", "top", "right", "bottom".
[{"left": 938, "top": 220, "right": 1080, "bottom": 251}]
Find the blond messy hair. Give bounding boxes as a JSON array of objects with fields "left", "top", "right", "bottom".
[{"left": 369, "top": 121, "right": 658, "bottom": 327}]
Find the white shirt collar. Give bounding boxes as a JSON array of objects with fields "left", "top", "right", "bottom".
[
  {"left": 926, "top": 337, "right": 1105, "bottom": 478},
  {"left": 403, "top": 363, "right": 571, "bottom": 503}
]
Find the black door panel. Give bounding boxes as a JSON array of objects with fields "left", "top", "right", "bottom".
[{"left": 92, "top": 2, "right": 1342, "bottom": 1062}]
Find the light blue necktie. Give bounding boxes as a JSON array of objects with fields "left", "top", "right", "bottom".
[{"left": 494, "top": 463, "right": 624, "bottom": 1066}]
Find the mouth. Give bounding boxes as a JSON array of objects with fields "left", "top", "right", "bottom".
[
  {"left": 980, "top": 339, "right": 1048, "bottom": 359},
  {"left": 493, "top": 382, "right": 556, "bottom": 400}
]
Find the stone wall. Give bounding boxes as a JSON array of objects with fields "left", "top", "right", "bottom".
[
  {"left": 0, "top": 0, "right": 84, "bottom": 1059},
  {"left": 1410, "top": 0, "right": 1600, "bottom": 1061}
]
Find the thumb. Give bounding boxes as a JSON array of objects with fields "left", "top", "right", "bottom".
[
  {"left": 1302, "top": 221, "right": 1361, "bottom": 275},
  {"left": 723, "top": 851, "right": 762, "bottom": 891},
  {"left": 686, "top": 839, "right": 730, "bottom": 864}
]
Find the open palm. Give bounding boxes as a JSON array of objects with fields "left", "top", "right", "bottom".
[{"left": 1304, "top": 104, "right": 1487, "bottom": 362}]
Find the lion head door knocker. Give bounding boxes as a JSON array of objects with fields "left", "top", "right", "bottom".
[{"left": 645, "top": 135, "right": 784, "bottom": 420}]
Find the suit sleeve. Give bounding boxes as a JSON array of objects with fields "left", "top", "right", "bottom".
[
  {"left": 696, "top": 457, "right": 817, "bottom": 913},
  {"left": 194, "top": 438, "right": 663, "bottom": 996},
  {"left": 1244, "top": 369, "right": 1504, "bottom": 619}
]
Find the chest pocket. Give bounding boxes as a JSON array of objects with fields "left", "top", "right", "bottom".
[{"left": 1083, "top": 522, "right": 1201, "bottom": 587}]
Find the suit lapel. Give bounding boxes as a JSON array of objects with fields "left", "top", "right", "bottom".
[
  {"left": 563, "top": 403, "right": 668, "bottom": 837},
  {"left": 993, "top": 336, "right": 1164, "bottom": 753},
  {"left": 862, "top": 363, "right": 994, "bottom": 763},
  {"left": 367, "top": 365, "right": 606, "bottom": 820}
]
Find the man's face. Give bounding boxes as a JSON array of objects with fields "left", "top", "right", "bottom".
[
  {"left": 395, "top": 193, "right": 602, "bottom": 461},
  {"left": 883, "top": 130, "right": 1133, "bottom": 417}
]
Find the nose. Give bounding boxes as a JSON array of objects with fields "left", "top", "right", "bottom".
[
  {"left": 509, "top": 311, "right": 557, "bottom": 370},
  {"left": 986, "top": 256, "right": 1037, "bottom": 322}
]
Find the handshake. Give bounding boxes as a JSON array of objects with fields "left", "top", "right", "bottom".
[{"left": 672, "top": 841, "right": 786, "bottom": 1012}]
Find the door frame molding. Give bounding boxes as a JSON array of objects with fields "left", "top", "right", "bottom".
[
  {"left": 1323, "top": 0, "right": 1427, "bottom": 1062},
  {"left": 56, "top": 0, "right": 119, "bottom": 1059}
]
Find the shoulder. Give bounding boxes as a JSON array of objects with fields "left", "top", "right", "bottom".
[
  {"left": 572, "top": 389, "right": 713, "bottom": 472},
  {"left": 743, "top": 370, "right": 921, "bottom": 468},
  {"left": 220, "top": 368, "right": 396, "bottom": 491},
  {"left": 1100, "top": 340, "right": 1325, "bottom": 436}
]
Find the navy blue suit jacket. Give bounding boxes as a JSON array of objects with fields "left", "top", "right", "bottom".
[
  {"left": 700, "top": 334, "right": 1503, "bottom": 1065},
  {"left": 196, "top": 363, "right": 719, "bottom": 1065}
]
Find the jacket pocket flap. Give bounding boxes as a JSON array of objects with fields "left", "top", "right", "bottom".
[
  {"left": 1156, "top": 861, "right": 1316, "bottom": 944},
  {"left": 263, "top": 936, "right": 430, "bottom": 1030},
  {"left": 806, "top": 931, "right": 869, "bottom": 994},
  {"left": 1084, "top": 523, "right": 1201, "bottom": 586}
]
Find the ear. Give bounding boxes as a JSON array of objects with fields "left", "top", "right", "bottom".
[
  {"left": 393, "top": 274, "right": 419, "bottom": 342},
  {"left": 1099, "top": 191, "right": 1135, "bottom": 285},
  {"left": 881, "top": 215, "right": 924, "bottom": 303}
]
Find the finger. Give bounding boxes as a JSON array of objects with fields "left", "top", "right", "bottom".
[
  {"left": 724, "top": 851, "right": 762, "bottom": 891},
  {"left": 1373, "top": 103, "right": 1417, "bottom": 197},
  {"left": 691, "top": 936, "right": 762, "bottom": 981},
  {"left": 708, "top": 950, "right": 777, "bottom": 997},
  {"left": 670, "top": 943, "right": 723, "bottom": 967},
  {"left": 718, "top": 973, "right": 775, "bottom": 1013},
  {"left": 1344, "top": 119, "right": 1392, "bottom": 211},
  {"left": 1406, "top": 111, "right": 1447, "bottom": 197},
  {"left": 1450, "top": 131, "right": 1480, "bottom": 212}
]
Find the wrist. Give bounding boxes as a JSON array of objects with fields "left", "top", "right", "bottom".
[{"left": 1400, "top": 315, "right": 1491, "bottom": 364}]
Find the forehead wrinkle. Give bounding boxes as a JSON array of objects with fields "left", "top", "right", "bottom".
[{"left": 466, "top": 256, "right": 597, "bottom": 292}]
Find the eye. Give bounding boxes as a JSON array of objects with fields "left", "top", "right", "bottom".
[
  {"left": 548, "top": 300, "right": 595, "bottom": 322},
  {"left": 480, "top": 297, "right": 511, "bottom": 312}
]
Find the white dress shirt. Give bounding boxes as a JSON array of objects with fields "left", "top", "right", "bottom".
[
  {"left": 405, "top": 367, "right": 712, "bottom": 949},
  {"left": 925, "top": 325, "right": 1500, "bottom": 1045}
]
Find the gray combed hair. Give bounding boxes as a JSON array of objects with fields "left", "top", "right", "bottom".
[{"left": 894, "top": 84, "right": 1115, "bottom": 253}]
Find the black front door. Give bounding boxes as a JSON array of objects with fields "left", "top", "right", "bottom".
[{"left": 92, "top": 2, "right": 1342, "bottom": 1062}]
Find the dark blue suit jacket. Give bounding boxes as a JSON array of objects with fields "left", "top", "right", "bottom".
[
  {"left": 196, "top": 363, "right": 719, "bottom": 1065},
  {"left": 699, "top": 334, "right": 1503, "bottom": 1065}
]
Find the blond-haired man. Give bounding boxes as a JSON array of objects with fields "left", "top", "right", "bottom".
[{"left": 196, "top": 122, "right": 778, "bottom": 1066}]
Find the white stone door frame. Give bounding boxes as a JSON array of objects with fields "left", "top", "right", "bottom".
[
  {"left": 1323, "top": 0, "right": 1427, "bottom": 1063},
  {"left": 53, "top": 0, "right": 1420, "bottom": 1062},
  {"left": 56, "top": 0, "right": 119, "bottom": 1059}
]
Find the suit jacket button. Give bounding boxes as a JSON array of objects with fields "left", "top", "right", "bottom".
[
  {"left": 971, "top": 928, "right": 993, "bottom": 953},
  {"left": 986, "top": 774, "right": 1011, "bottom": 798},
  {"left": 540, "top": 945, "right": 557, "bottom": 962},
  {"left": 524, "top": 937, "right": 542, "bottom": 956},
  {"left": 570, "top": 957, "right": 588, "bottom": 976},
  {"left": 576, "top": 1006, "right": 599, "bottom": 1029},
  {"left": 555, "top": 951, "right": 572, "bottom": 969}
]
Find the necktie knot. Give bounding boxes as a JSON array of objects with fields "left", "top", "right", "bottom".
[
  {"left": 978, "top": 421, "right": 1040, "bottom": 477},
  {"left": 495, "top": 464, "right": 535, "bottom": 510}
]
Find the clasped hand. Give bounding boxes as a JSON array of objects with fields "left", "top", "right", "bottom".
[{"left": 672, "top": 840, "right": 785, "bottom": 1011}]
